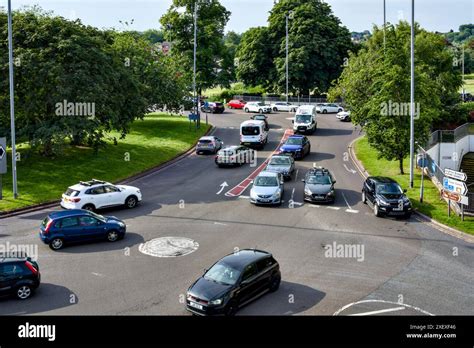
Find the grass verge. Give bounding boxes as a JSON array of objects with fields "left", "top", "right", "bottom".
[
  {"left": 355, "top": 137, "right": 474, "bottom": 236},
  {"left": 0, "top": 113, "right": 210, "bottom": 213}
]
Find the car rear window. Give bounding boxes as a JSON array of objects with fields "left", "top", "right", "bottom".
[
  {"left": 242, "top": 126, "right": 260, "bottom": 135},
  {"left": 41, "top": 217, "right": 52, "bottom": 228},
  {"left": 65, "top": 188, "right": 80, "bottom": 197},
  {"left": 198, "top": 139, "right": 213, "bottom": 144}
]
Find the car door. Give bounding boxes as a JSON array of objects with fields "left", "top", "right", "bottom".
[
  {"left": 104, "top": 185, "right": 123, "bottom": 206},
  {"left": 302, "top": 137, "right": 310, "bottom": 155},
  {"left": 78, "top": 215, "right": 104, "bottom": 240},
  {"left": 237, "top": 262, "right": 260, "bottom": 304},
  {"left": 0, "top": 263, "right": 19, "bottom": 294},
  {"left": 255, "top": 258, "right": 274, "bottom": 293},
  {"left": 365, "top": 179, "right": 376, "bottom": 203},
  {"left": 86, "top": 186, "right": 107, "bottom": 208},
  {"left": 58, "top": 217, "right": 82, "bottom": 242}
]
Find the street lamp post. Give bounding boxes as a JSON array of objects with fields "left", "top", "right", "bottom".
[
  {"left": 462, "top": 44, "right": 465, "bottom": 101},
  {"left": 8, "top": 0, "right": 18, "bottom": 198},
  {"left": 193, "top": 1, "right": 200, "bottom": 129},
  {"left": 409, "top": 0, "right": 415, "bottom": 189},
  {"left": 383, "top": 0, "right": 386, "bottom": 51},
  {"left": 286, "top": 11, "right": 293, "bottom": 103}
]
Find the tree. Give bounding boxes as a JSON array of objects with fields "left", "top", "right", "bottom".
[
  {"left": 160, "top": 0, "right": 231, "bottom": 93},
  {"left": 235, "top": 27, "right": 273, "bottom": 87},
  {"left": 328, "top": 22, "right": 463, "bottom": 174},
  {"left": 216, "top": 31, "right": 241, "bottom": 87}
]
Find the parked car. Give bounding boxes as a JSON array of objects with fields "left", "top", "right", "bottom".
[
  {"left": 215, "top": 146, "right": 255, "bottom": 167},
  {"left": 60, "top": 179, "right": 142, "bottom": 212},
  {"left": 361, "top": 177, "right": 412, "bottom": 218},
  {"left": 319, "top": 103, "right": 343, "bottom": 114},
  {"left": 250, "top": 114, "right": 269, "bottom": 131},
  {"left": 336, "top": 111, "right": 351, "bottom": 122},
  {"left": 265, "top": 154, "right": 295, "bottom": 180},
  {"left": 240, "top": 120, "right": 268, "bottom": 149},
  {"left": 0, "top": 252, "right": 40, "bottom": 300},
  {"left": 227, "top": 99, "right": 246, "bottom": 109},
  {"left": 250, "top": 171, "right": 284, "bottom": 205},
  {"left": 201, "top": 102, "right": 225, "bottom": 114},
  {"left": 39, "top": 209, "right": 126, "bottom": 250},
  {"left": 302, "top": 167, "right": 336, "bottom": 203},
  {"left": 196, "top": 136, "right": 224, "bottom": 154},
  {"left": 315, "top": 103, "right": 325, "bottom": 113},
  {"left": 186, "top": 249, "right": 281, "bottom": 316},
  {"left": 278, "top": 135, "right": 311, "bottom": 159},
  {"left": 293, "top": 105, "right": 317, "bottom": 134},
  {"left": 271, "top": 102, "right": 297, "bottom": 112},
  {"left": 244, "top": 102, "right": 272, "bottom": 114}
]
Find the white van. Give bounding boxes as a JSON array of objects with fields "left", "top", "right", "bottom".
[
  {"left": 293, "top": 105, "right": 317, "bottom": 134},
  {"left": 240, "top": 120, "right": 268, "bottom": 149}
]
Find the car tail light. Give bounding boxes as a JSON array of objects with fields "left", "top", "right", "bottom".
[
  {"left": 43, "top": 219, "right": 53, "bottom": 235},
  {"left": 71, "top": 198, "right": 81, "bottom": 203},
  {"left": 25, "top": 261, "right": 39, "bottom": 275}
]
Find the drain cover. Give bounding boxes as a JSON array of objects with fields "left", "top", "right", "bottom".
[{"left": 138, "top": 237, "right": 199, "bottom": 257}]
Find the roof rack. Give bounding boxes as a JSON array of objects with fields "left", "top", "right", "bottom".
[{"left": 79, "top": 179, "right": 106, "bottom": 187}]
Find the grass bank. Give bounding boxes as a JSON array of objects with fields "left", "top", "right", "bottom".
[
  {"left": 0, "top": 113, "right": 210, "bottom": 213},
  {"left": 354, "top": 137, "right": 474, "bottom": 236}
]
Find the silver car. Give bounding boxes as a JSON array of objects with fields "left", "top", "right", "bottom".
[
  {"left": 196, "top": 136, "right": 224, "bottom": 154},
  {"left": 265, "top": 155, "right": 295, "bottom": 180},
  {"left": 250, "top": 171, "right": 284, "bottom": 205}
]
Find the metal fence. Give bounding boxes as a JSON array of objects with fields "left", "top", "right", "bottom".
[{"left": 426, "top": 123, "right": 474, "bottom": 149}]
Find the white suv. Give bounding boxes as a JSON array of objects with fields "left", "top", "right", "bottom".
[
  {"left": 244, "top": 102, "right": 272, "bottom": 114},
  {"left": 60, "top": 179, "right": 142, "bottom": 211},
  {"left": 319, "top": 103, "right": 343, "bottom": 114}
]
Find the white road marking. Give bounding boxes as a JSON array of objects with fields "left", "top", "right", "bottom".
[
  {"left": 308, "top": 204, "right": 320, "bottom": 208},
  {"left": 291, "top": 188, "right": 295, "bottom": 201},
  {"left": 214, "top": 222, "right": 228, "bottom": 226},
  {"left": 292, "top": 202, "right": 304, "bottom": 206},
  {"left": 344, "top": 164, "right": 357, "bottom": 174},
  {"left": 341, "top": 191, "right": 353, "bottom": 211},
  {"left": 345, "top": 209, "right": 359, "bottom": 214},
  {"left": 333, "top": 299, "right": 435, "bottom": 316},
  {"left": 327, "top": 206, "right": 340, "bottom": 210},
  {"left": 216, "top": 182, "right": 229, "bottom": 195},
  {"left": 295, "top": 169, "right": 299, "bottom": 181},
  {"left": 239, "top": 195, "right": 250, "bottom": 199},
  {"left": 348, "top": 306, "right": 405, "bottom": 316},
  {"left": 285, "top": 117, "right": 294, "bottom": 120},
  {"left": 91, "top": 272, "right": 104, "bottom": 277}
]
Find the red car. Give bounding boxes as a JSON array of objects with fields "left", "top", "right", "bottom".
[{"left": 227, "top": 99, "right": 246, "bottom": 109}]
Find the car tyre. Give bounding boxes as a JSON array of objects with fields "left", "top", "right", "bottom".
[
  {"left": 82, "top": 204, "right": 95, "bottom": 212},
  {"left": 49, "top": 238, "right": 64, "bottom": 251},
  {"left": 107, "top": 230, "right": 119, "bottom": 242},
  {"left": 225, "top": 300, "right": 239, "bottom": 316},
  {"left": 269, "top": 275, "right": 281, "bottom": 292},
  {"left": 244, "top": 108, "right": 249, "bottom": 113},
  {"left": 273, "top": 107, "right": 278, "bottom": 111},
  {"left": 338, "top": 108, "right": 343, "bottom": 113},
  {"left": 16, "top": 285, "right": 33, "bottom": 300},
  {"left": 362, "top": 191, "right": 367, "bottom": 204},
  {"left": 125, "top": 195, "right": 138, "bottom": 209},
  {"left": 374, "top": 203, "right": 382, "bottom": 217},
  {"left": 322, "top": 109, "right": 327, "bottom": 114}
]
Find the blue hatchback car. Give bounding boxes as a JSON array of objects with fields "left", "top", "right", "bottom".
[
  {"left": 39, "top": 210, "right": 126, "bottom": 250},
  {"left": 278, "top": 135, "right": 311, "bottom": 159}
]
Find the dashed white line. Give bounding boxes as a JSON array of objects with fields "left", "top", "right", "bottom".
[
  {"left": 239, "top": 195, "right": 250, "bottom": 199},
  {"left": 346, "top": 209, "right": 359, "bottom": 214},
  {"left": 327, "top": 206, "right": 341, "bottom": 210},
  {"left": 348, "top": 306, "right": 405, "bottom": 316},
  {"left": 214, "top": 222, "right": 228, "bottom": 226}
]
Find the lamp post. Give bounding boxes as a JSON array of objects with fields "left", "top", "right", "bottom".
[
  {"left": 285, "top": 11, "right": 293, "bottom": 103},
  {"left": 409, "top": 0, "right": 415, "bottom": 189},
  {"left": 8, "top": 0, "right": 18, "bottom": 198},
  {"left": 383, "top": 0, "right": 386, "bottom": 51},
  {"left": 193, "top": 1, "right": 200, "bottom": 129}
]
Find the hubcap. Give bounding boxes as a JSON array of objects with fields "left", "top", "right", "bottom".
[
  {"left": 52, "top": 239, "right": 63, "bottom": 249},
  {"left": 108, "top": 231, "right": 118, "bottom": 241},
  {"left": 17, "top": 286, "right": 31, "bottom": 299},
  {"left": 127, "top": 198, "right": 136, "bottom": 208}
]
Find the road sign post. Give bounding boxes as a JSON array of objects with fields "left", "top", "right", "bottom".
[{"left": 0, "top": 137, "right": 7, "bottom": 200}]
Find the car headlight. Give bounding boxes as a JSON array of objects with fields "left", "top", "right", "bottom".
[
  {"left": 404, "top": 198, "right": 411, "bottom": 205},
  {"left": 327, "top": 190, "right": 334, "bottom": 196},
  {"left": 210, "top": 298, "right": 223, "bottom": 305},
  {"left": 273, "top": 191, "right": 281, "bottom": 198},
  {"left": 377, "top": 197, "right": 390, "bottom": 206},
  {"left": 118, "top": 222, "right": 125, "bottom": 228},
  {"left": 304, "top": 187, "right": 312, "bottom": 195},
  {"left": 250, "top": 190, "right": 258, "bottom": 199}
]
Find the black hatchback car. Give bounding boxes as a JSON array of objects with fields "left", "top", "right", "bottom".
[
  {"left": 186, "top": 249, "right": 281, "bottom": 316},
  {"left": 201, "top": 102, "right": 225, "bottom": 114},
  {"left": 362, "top": 176, "right": 412, "bottom": 218},
  {"left": 302, "top": 167, "right": 336, "bottom": 203},
  {"left": 0, "top": 252, "right": 41, "bottom": 300}
]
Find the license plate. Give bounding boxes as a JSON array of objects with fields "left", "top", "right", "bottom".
[
  {"left": 259, "top": 199, "right": 270, "bottom": 203},
  {"left": 393, "top": 207, "right": 403, "bottom": 211},
  {"left": 189, "top": 302, "right": 203, "bottom": 310}
]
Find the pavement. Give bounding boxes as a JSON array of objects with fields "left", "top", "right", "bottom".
[{"left": 0, "top": 109, "right": 473, "bottom": 316}]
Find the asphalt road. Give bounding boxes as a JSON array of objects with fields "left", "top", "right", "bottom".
[{"left": 1, "top": 109, "right": 473, "bottom": 316}]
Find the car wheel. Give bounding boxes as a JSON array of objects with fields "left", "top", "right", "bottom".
[
  {"left": 273, "top": 107, "right": 278, "bottom": 111},
  {"left": 225, "top": 300, "right": 239, "bottom": 316},
  {"left": 107, "top": 230, "right": 119, "bottom": 242},
  {"left": 258, "top": 109, "right": 263, "bottom": 113},
  {"left": 338, "top": 108, "right": 343, "bottom": 113},
  {"left": 269, "top": 275, "right": 281, "bottom": 292},
  {"left": 362, "top": 191, "right": 367, "bottom": 204},
  {"left": 323, "top": 109, "right": 328, "bottom": 114},
  {"left": 82, "top": 204, "right": 95, "bottom": 212},
  {"left": 16, "top": 285, "right": 33, "bottom": 300},
  {"left": 374, "top": 203, "right": 382, "bottom": 217},
  {"left": 125, "top": 195, "right": 138, "bottom": 209},
  {"left": 244, "top": 108, "right": 249, "bottom": 113},
  {"left": 49, "top": 238, "right": 64, "bottom": 251}
]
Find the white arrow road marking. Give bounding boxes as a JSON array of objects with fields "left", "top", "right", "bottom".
[
  {"left": 216, "top": 182, "right": 229, "bottom": 195},
  {"left": 344, "top": 164, "right": 357, "bottom": 174},
  {"left": 348, "top": 306, "right": 406, "bottom": 316}
]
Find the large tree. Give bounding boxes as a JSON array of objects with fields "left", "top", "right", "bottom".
[
  {"left": 160, "top": 0, "right": 231, "bottom": 93},
  {"left": 328, "top": 22, "right": 463, "bottom": 174}
]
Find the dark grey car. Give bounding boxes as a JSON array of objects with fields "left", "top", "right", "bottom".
[
  {"left": 265, "top": 154, "right": 295, "bottom": 180},
  {"left": 302, "top": 167, "right": 336, "bottom": 203}
]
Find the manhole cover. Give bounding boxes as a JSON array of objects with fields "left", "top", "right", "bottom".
[{"left": 138, "top": 237, "right": 199, "bottom": 258}]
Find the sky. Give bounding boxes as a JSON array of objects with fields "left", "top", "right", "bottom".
[{"left": 5, "top": 0, "right": 474, "bottom": 33}]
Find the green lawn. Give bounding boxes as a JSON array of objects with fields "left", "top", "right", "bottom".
[
  {"left": 0, "top": 113, "right": 210, "bottom": 213},
  {"left": 355, "top": 137, "right": 474, "bottom": 236}
]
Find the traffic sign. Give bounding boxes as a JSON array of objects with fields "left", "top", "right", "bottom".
[
  {"left": 441, "top": 189, "right": 469, "bottom": 205},
  {"left": 444, "top": 168, "right": 467, "bottom": 182},
  {"left": 443, "top": 177, "right": 468, "bottom": 195},
  {"left": 0, "top": 137, "right": 6, "bottom": 174}
]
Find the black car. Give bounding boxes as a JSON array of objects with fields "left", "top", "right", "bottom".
[
  {"left": 201, "top": 102, "right": 225, "bottom": 114},
  {"left": 302, "top": 167, "right": 336, "bottom": 203},
  {"left": 250, "top": 114, "right": 269, "bottom": 131},
  {"left": 186, "top": 249, "right": 281, "bottom": 316},
  {"left": 0, "top": 252, "right": 41, "bottom": 300},
  {"left": 362, "top": 176, "right": 412, "bottom": 218}
]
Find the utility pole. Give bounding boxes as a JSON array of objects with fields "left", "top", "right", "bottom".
[
  {"left": 383, "top": 0, "right": 386, "bottom": 51},
  {"left": 409, "top": 0, "right": 415, "bottom": 189},
  {"left": 286, "top": 13, "right": 289, "bottom": 103},
  {"left": 462, "top": 44, "right": 465, "bottom": 101},
  {"left": 8, "top": 0, "right": 18, "bottom": 198},
  {"left": 193, "top": 1, "right": 200, "bottom": 129}
]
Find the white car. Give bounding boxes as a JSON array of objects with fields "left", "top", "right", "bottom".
[
  {"left": 319, "top": 103, "right": 344, "bottom": 114},
  {"left": 60, "top": 179, "right": 142, "bottom": 211},
  {"left": 271, "top": 102, "right": 297, "bottom": 112},
  {"left": 244, "top": 102, "right": 272, "bottom": 114},
  {"left": 336, "top": 111, "right": 351, "bottom": 122}
]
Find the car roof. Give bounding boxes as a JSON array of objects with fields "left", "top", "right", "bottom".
[
  {"left": 219, "top": 249, "right": 271, "bottom": 270},
  {"left": 68, "top": 179, "right": 111, "bottom": 191},
  {"left": 199, "top": 136, "right": 216, "bottom": 140},
  {"left": 369, "top": 176, "right": 398, "bottom": 184},
  {"left": 221, "top": 145, "right": 240, "bottom": 150},
  {"left": 48, "top": 209, "right": 89, "bottom": 220},
  {"left": 257, "top": 171, "right": 279, "bottom": 177},
  {"left": 241, "top": 120, "right": 264, "bottom": 126},
  {"left": 0, "top": 252, "right": 29, "bottom": 263}
]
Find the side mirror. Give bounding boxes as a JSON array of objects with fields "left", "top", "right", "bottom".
[
  {"left": 333, "top": 181, "right": 336, "bottom": 184},
  {"left": 203, "top": 268, "right": 208, "bottom": 274},
  {"left": 291, "top": 120, "right": 294, "bottom": 124},
  {"left": 301, "top": 179, "right": 305, "bottom": 182},
  {"left": 403, "top": 189, "right": 407, "bottom": 193},
  {"left": 250, "top": 180, "right": 254, "bottom": 184}
]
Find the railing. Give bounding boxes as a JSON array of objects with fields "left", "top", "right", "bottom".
[{"left": 426, "top": 123, "right": 474, "bottom": 150}]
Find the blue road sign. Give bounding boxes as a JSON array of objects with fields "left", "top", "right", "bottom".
[{"left": 188, "top": 113, "right": 198, "bottom": 121}]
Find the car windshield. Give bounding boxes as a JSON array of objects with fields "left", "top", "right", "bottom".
[
  {"left": 242, "top": 126, "right": 260, "bottom": 135},
  {"left": 307, "top": 174, "right": 332, "bottom": 185},
  {"left": 198, "top": 139, "right": 212, "bottom": 144},
  {"left": 295, "top": 114, "right": 312, "bottom": 123},
  {"left": 89, "top": 211, "right": 107, "bottom": 222},
  {"left": 257, "top": 102, "right": 265, "bottom": 106},
  {"left": 269, "top": 157, "right": 291, "bottom": 165},
  {"left": 285, "top": 137, "right": 303, "bottom": 145},
  {"left": 254, "top": 176, "right": 278, "bottom": 186},
  {"left": 219, "top": 148, "right": 237, "bottom": 156},
  {"left": 376, "top": 183, "right": 403, "bottom": 195},
  {"left": 204, "top": 262, "right": 241, "bottom": 286}
]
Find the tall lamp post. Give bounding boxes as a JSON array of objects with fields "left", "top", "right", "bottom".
[
  {"left": 409, "top": 0, "right": 415, "bottom": 189},
  {"left": 193, "top": 1, "right": 200, "bottom": 129},
  {"left": 383, "top": 0, "right": 386, "bottom": 51},
  {"left": 285, "top": 11, "right": 293, "bottom": 103},
  {"left": 8, "top": 0, "right": 18, "bottom": 198}
]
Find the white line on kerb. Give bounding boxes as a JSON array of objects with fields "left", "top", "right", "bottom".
[{"left": 348, "top": 306, "right": 405, "bottom": 316}]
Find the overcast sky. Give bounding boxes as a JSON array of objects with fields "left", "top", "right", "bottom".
[{"left": 6, "top": 0, "right": 473, "bottom": 33}]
